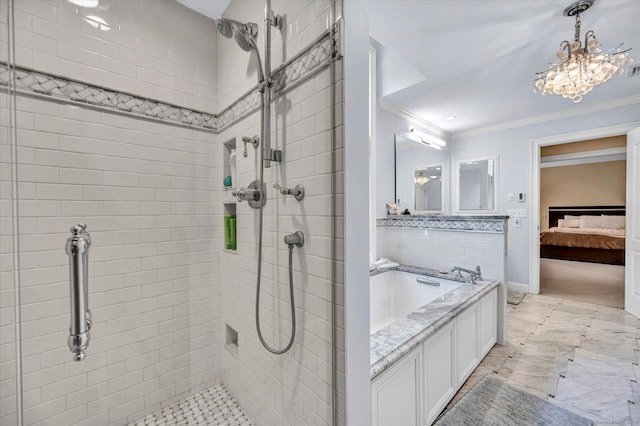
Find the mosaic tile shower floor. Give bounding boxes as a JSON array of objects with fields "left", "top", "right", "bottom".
[{"left": 129, "top": 384, "right": 253, "bottom": 426}]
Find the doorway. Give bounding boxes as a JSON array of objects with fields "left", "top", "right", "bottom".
[
  {"left": 538, "top": 137, "right": 626, "bottom": 308},
  {"left": 530, "top": 123, "right": 639, "bottom": 311}
]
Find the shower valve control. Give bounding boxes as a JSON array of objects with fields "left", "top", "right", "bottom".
[{"left": 273, "top": 183, "right": 305, "bottom": 201}]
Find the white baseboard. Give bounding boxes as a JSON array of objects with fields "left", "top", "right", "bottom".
[{"left": 508, "top": 281, "right": 531, "bottom": 294}]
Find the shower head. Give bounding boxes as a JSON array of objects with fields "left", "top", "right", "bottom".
[
  {"left": 234, "top": 22, "right": 259, "bottom": 52},
  {"left": 216, "top": 18, "right": 258, "bottom": 51},
  {"left": 217, "top": 18, "right": 264, "bottom": 83}
]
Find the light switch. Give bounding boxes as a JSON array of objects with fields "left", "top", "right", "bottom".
[
  {"left": 507, "top": 192, "right": 515, "bottom": 202},
  {"left": 507, "top": 208, "right": 526, "bottom": 218}
]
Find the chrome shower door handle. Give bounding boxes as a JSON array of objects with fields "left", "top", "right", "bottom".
[{"left": 66, "top": 223, "right": 91, "bottom": 362}]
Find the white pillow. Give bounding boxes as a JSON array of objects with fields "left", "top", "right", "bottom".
[
  {"left": 557, "top": 218, "right": 580, "bottom": 228},
  {"left": 564, "top": 215, "right": 581, "bottom": 220},
  {"left": 579, "top": 215, "right": 602, "bottom": 229},
  {"left": 600, "top": 215, "right": 625, "bottom": 229}
]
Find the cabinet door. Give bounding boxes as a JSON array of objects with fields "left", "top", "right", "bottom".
[
  {"left": 371, "top": 347, "right": 422, "bottom": 426},
  {"left": 479, "top": 288, "right": 498, "bottom": 357},
  {"left": 424, "top": 321, "right": 455, "bottom": 425},
  {"left": 456, "top": 303, "right": 479, "bottom": 387}
]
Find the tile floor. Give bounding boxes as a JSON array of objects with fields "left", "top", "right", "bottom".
[
  {"left": 129, "top": 384, "right": 252, "bottom": 426},
  {"left": 452, "top": 293, "right": 640, "bottom": 425}
]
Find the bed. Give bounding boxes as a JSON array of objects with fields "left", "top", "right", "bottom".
[{"left": 539, "top": 206, "right": 626, "bottom": 265}]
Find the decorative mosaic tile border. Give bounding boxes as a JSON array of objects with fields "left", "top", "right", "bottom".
[
  {"left": 0, "top": 30, "right": 336, "bottom": 133},
  {"left": 377, "top": 216, "right": 507, "bottom": 233},
  {"left": 0, "top": 63, "right": 219, "bottom": 130},
  {"left": 129, "top": 383, "right": 252, "bottom": 426},
  {"left": 215, "top": 31, "right": 334, "bottom": 132}
]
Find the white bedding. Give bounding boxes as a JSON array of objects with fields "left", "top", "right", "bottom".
[{"left": 549, "top": 226, "right": 626, "bottom": 238}]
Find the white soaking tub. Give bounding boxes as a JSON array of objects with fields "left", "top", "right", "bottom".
[{"left": 370, "top": 270, "right": 464, "bottom": 334}]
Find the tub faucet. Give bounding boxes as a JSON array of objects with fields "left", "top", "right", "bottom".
[{"left": 450, "top": 265, "right": 482, "bottom": 283}]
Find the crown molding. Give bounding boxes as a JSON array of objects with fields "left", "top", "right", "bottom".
[
  {"left": 454, "top": 94, "right": 640, "bottom": 139},
  {"left": 378, "top": 98, "right": 451, "bottom": 140}
]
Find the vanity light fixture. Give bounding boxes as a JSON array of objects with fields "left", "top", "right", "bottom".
[
  {"left": 533, "top": 0, "right": 633, "bottom": 103},
  {"left": 414, "top": 171, "right": 430, "bottom": 186},
  {"left": 409, "top": 128, "right": 447, "bottom": 148}
]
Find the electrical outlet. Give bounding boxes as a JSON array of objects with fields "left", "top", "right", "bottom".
[{"left": 513, "top": 218, "right": 521, "bottom": 228}]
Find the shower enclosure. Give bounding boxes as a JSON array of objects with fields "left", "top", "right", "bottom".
[{"left": 0, "top": 0, "right": 344, "bottom": 424}]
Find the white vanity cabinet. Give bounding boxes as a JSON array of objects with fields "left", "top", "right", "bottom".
[
  {"left": 479, "top": 288, "right": 498, "bottom": 357},
  {"left": 371, "top": 287, "right": 499, "bottom": 426},
  {"left": 456, "top": 302, "right": 479, "bottom": 388},
  {"left": 371, "top": 346, "right": 422, "bottom": 426},
  {"left": 423, "top": 321, "right": 456, "bottom": 425}
]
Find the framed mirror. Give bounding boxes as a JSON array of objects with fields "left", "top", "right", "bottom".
[
  {"left": 394, "top": 133, "right": 447, "bottom": 214},
  {"left": 414, "top": 165, "right": 442, "bottom": 212},
  {"left": 456, "top": 157, "right": 498, "bottom": 212}
]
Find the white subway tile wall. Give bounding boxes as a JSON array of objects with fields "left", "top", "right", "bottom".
[
  {"left": 4, "top": 94, "right": 219, "bottom": 426},
  {"left": 2, "top": 1, "right": 345, "bottom": 426},
  {"left": 377, "top": 227, "right": 507, "bottom": 282},
  {"left": 11, "top": 0, "right": 218, "bottom": 113},
  {"left": 216, "top": 1, "right": 344, "bottom": 425}
]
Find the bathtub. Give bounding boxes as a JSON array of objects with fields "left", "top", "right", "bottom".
[{"left": 370, "top": 270, "right": 464, "bottom": 334}]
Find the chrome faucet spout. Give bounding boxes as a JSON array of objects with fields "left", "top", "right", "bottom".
[{"left": 450, "top": 265, "right": 483, "bottom": 283}]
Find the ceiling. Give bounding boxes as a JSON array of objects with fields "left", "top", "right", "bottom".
[
  {"left": 176, "top": 0, "right": 639, "bottom": 135},
  {"left": 176, "top": 0, "right": 231, "bottom": 20},
  {"left": 369, "top": 0, "right": 640, "bottom": 135}
]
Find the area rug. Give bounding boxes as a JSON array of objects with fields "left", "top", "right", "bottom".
[
  {"left": 434, "top": 375, "right": 594, "bottom": 425},
  {"left": 507, "top": 288, "right": 525, "bottom": 305}
]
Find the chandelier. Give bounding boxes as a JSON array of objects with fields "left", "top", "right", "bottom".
[
  {"left": 533, "top": 0, "right": 633, "bottom": 103},
  {"left": 414, "top": 172, "right": 429, "bottom": 186}
]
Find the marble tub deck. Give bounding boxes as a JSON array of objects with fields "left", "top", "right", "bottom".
[
  {"left": 370, "top": 265, "right": 499, "bottom": 380},
  {"left": 450, "top": 293, "right": 640, "bottom": 425}
]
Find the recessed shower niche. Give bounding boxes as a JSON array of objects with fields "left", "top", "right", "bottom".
[
  {"left": 223, "top": 137, "right": 237, "bottom": 190},
  {"left": 224, "top": 203, "right": 237, "bottom": 252}
]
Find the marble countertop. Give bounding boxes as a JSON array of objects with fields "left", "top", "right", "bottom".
[
  {"left": 383, "top": 214, "right": 509, "bottom": 220},
  {"left": 370, "top": 266, "right": 499, "bottom": 380}
]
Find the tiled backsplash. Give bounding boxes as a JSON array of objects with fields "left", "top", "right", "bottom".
[{"left": 377, "top": 216, "right": 508, "bottom": 282}]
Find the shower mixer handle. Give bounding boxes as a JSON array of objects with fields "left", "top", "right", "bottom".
[
  {"left": 273, "top": 183, "right": 305, "bottom": 201},
  {"left": 232, "top": 187, "right": 260, "bottom": 202},
  {"left": 241, "top": 135, "right": 259, "bottom": 158}
]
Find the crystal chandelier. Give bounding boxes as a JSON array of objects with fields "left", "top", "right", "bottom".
[
  {"left": 414, "top": 172, "right": 429, "bottom": 186},
  {"left": 533, "top": 0, "right": 633, "bottom": 103}
]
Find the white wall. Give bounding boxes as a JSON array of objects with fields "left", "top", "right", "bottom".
[
  {"left": 451, "top": 103, "right": 640, "bottom": 288},
  {"left": 375, "top": 91, "right": 640, "bottom": 288},
  {"left": 216, "top": 1, "right": 344, "bottom": 425}
]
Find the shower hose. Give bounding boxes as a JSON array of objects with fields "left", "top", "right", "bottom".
[{"left": 254, "top": 187, "right": 297, "bottom": 355}]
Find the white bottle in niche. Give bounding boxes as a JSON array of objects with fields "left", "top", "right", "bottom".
[{"left": 229, "top": 149, "right": 237, "bottom": 188}]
